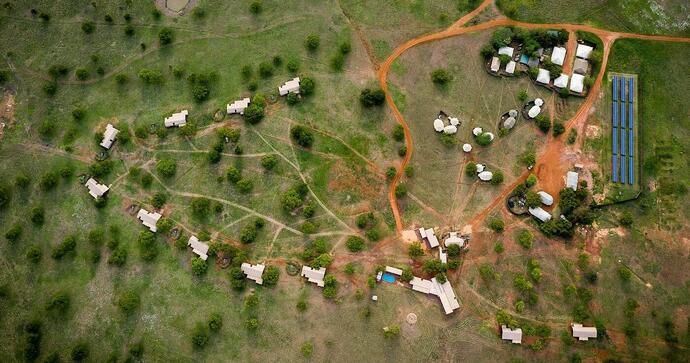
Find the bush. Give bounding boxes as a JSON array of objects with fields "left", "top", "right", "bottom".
[
  {"left": 207, "top": 313, "right": 223, "bottom": 333},
  {"left": 517, "top": 230, "right": 534, "bottom": 249},
  {"left": 465, "top": 162, "right": 477, "bottom": 176},
  {"left": 108, "top": 247, "right": 127, "bottom": 266},
  {"left": 239, "top": 223, "right": 258, "bottom": 244},
  {"left": 191, "top": 257, "right": 208, "bottom": 276},
  {"left": 137, "top": 231, "right": 158, "bottom": 261},
  {"left": 525, "top": 190, "right": 542, "bottom": 208},
  {"left": 394, "top": 183, "right": 407, "bottom": 198},
  {"left": 430, "top": 69, "right": 452, "bottom": 84},
  {"left": 618, "top": 266, "right": 632, "bottom": 281},
  {"left": 115, "top": 73, "right": 128, "bottom": 84},
  {"left": 71, "top": 343, "right": 89, "bottom": 361},
  {"left": 262, "top": 265, "right": 280, "bottom": 286},
  {"left": 30, "top": 206, "right": 45, "bottom": 226},
  {"left": 301, "top": 341, "right": 314, "bottom": 357},
  {"left": 553, "top": 122, "right": 565, "bottom": 136},
  {"left": 476, "top": 132, "right": 493, "bottom": 146},
  {"left": 116, "top": 290, "right": 140, "bottom": 314},
  {"left": 408, "top": 242, "right": 424, "bottom": 258},
  {"left": 124, "top": 24, "right": 135, "bottom": 36},
  {"left": 5, "top": 224, "right": 22, "bottom": 243},
  {"left": 567, "top": 129, "right": 577, "bottom": 144},
  {"left": 236, "top": 178, "right": 253, "bottom": 194},
  {"left": 159, "top": 28, "right": 174, "bottom": 45},
  {"left": 359, "top": 88, "right": 385, "bottom": 107},
  {"left": 488, "top": 218, "right": 504, "bottom": 233},
  {"left": 392, "top": 124, "right": 405, "bottom": 141},
  {"left": 619, "top": 211, "right": 633, "bottom": 227},
  {"left": 259, "top": 154, "right": 278, "bottom": 170},
  {"left": 51, "top": 235, "right": 77, "bottom": 259},
  {"left": 258, "top": 61, "right": 273, "bottom": 78},
  {"left": 192, "top": 323, "right": 210, "bottom": 349},
  {"left": 305, "top": 34, "right": 320, "bottom": 50},
  {"left": 322, "top": 274, "right": 338, "bottom": 299},
  {"left": 286, "top": 92, "right": 300, "bottom": 105},
  {"left": 138, "top": 69, "right": 164, "bottom": 85},
  {"left": 75, "top": 68, "right": 90, "bottom": 80},
  {"left": 81, "top": 21, "right": 95, "bottom": 34},
  {"left": 339, "top": 41, "right": 352, "bottom": 54},
  {"left": 286, "top": 58, "right": 300, "bottom": 73},
  {"left": 397, "top": 145, "right": 407, "bottom": 157},
  {"left": 156, "top": 158, "right": 177, "bottom": 177},
  {"left": 45, "top": 291, "right": 70, "bottom": 315},
  {"left": 26, "top": 246, "right": 42, "bottom": 263},
  {"left": 290, "top": 125, "right": 314, "bottom": 148},
  {"left": 536, "top": 115, "right": 551, "bottom": 133},
  {"left": 191, "top": 198, "right": 211, "bottom": 218},
  {"left": 346, "top": 236, "right": 365, "bottom": 252},
  {"left": 447, "top": 244, "right": 461, "bottom": 257},
  {"left": 525, "top": 174, "right": 537, "bottom": 188},
  {"left": 490, "top": 171, "right": 504, "bottom": 185},
  {"left": 383, "top": 325, "right": 401, "bottom": 338},
  {"left": 243, "top": 104, "right": 265, "bottom": 124},
  {"left": 300, "top": 77, "right": 315, "bottom": 96},
  {"left": 226, "top": 166, "right": 242, "bottom": 183}
]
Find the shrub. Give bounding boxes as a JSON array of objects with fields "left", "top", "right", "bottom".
[
  {"left": 304, "top": 34, "right": 320, "bottom": 50},
  {"left": 488, "top": 218, "right": 504, "bottom": 232},
  {"left": 51, "top": 235, "right": 77, "bottom": 260},
  {"left": 243, "top": 104, "right": 265, "bottom": 124},
  {"left": 258, "top": 61, "right": 273, "bottom": 78},
  {"left": 404, "top": 165, "right": 414, "bottom": 177},
  {"left": 116, "top": 290, "right": 140, "bottom": 314},
  {"left": 191, "top": 198, "right": 211, "bottom": 218},
  {"left": 290, "top": 125, "right": 314, "bottom": 148},
  {"left": 48, "top": 64, "right": 69, "bottom": 78},
  {"left": 476, "top": 132, "right": 493, "bottom": 146},
  {"left": 81, "top": 21, "right": 95, "bottom": 34},
  {"left": 408, "top": 242, "right": 424, "bottom": 258},
  {"left": 383, "top": 325, "right": 401, "bottom": 338},
  {"left": 394, "top": 184, "right": 407, "bottom": 198},
  {"left": 115, "top": 73, "right": 128, "bottom": 84},
  {"left": 262, "top": 265, "right": 280, "bottom": 286},
  {"left": 447, "top": 244, "right": 461, "bottom": 257},
  {"left": 229, "top": 267, "right": 246, "bottom": 290},
  {"left": 208, "top": 312, "right": 223, "bottom": 332},
  {"left": 553, "top": 122, "right": 565, "bottom": 136},
  {"left": 525, "top": 174, "right": 537, "bottom": 188},
  {"left": 191, "top": 7, "right": 206, "bottom": 19},
  {"left": 339, "top": 41, "right": 351, "bottom": 54},
  {"left": 517, "top": 230, "right": 533, "bottom": 249},
  {"left": 26, "top": 246, "right": 42, "bottom": 263},
  {"left": 330, "top": 52, "right": 345, "bottom": 71},
  {"left": 192, "top": 323, "right": 210, "bottom": 349},
  {"left": 346, "top": 236, "right": 365, "bottom": 252},
  {"left": 249, "top": 1, "right": 262, "bottom": 14},
  {"left": 392, "top": 124, "right": 405, "bottom": 141},
  {"left": 536, "top": 115, "right": 551, "bottom": 133},
  {"left": 138, "top": 69, "right": 163, "bottom": 84},
  {"left": 300, "top": 77, "right": 315, "bottom": 95},
  {"left": 30, "top": 206, "right": 45, "bottom": 226},
  {"left": 45, "top": 291, "right": 70, "bottom": 316},
  {"left": 286, "top": 92, "right": 299, "bottom": 105},
  {"left": 260, "top": 154, "right": 278, "bottom": 170},
  {"left": 43, "top": 82, "right": 58, "bottom": 96},
  {"left": 365, "top": 228, "right": 381, "bottom": 241},
  {"left": 158, "top": 28, "right": 174, "bottom": 45},
  {"left": 108, "top": 248, "right": 127, "bottom": 266},
  {"left": 567, "top": 129, "right": 577, "bottom": 144},
  {"left": 397, "top": 145, "right": 407, "bottom": 157},
  {"left": 71, "top": 343, "right": 89, "bottom": 361},
  {"left": 5, "top": 224, "right": 22, "bottom": 242},
  {"left": 239, "top": 223, "right": 258, "bottom": 244},
  {"left": 322, "top": 274, "right": 338, "bottom": 299},
  {"left": 124, "top": 25, "right": 135, "bottom": 36},
  {"left": 226, "top": 166, "right": 242, "bottom": 183},
  {"left": 619, "top": 211, "right": 633, "bottom": 227},
  {"left": 191, "top": 257, "right": 208, "bottom": 276},
  {"left": 156, "top": 158, "right": 177, "bottom": 177},
  {"left": 494, "top": 241, "right": 505, "bottom": 254},
  {"left": 15, "top": 174, "right": 30, "bottom": 189},
  {"left": 245, "top": 318, "right": 258, "bottom": 330},
  {"left": 618, "top": 266, "right": 632, "bottom": 281},
  {"left": 151, "top": 192, "right": 168, "bottom": 209},
  {"left": 137, "top": 231, "right": 158, "bottom": 261},
  {"left": 286, "top": 59, "right": 300, "bottom": 73},
  {"left": 430, "top": 69, "right": 452, "bottom": 84},
  {"left": 525, "top": 190, "right": 542, "bottom": 208},
  {"left": 156, "top": 218, "right": 174, "bottom": 234},
  {"left": 359, "top": 88, "right": 385, "bottom": 107},
  {"left": 385, "top": 167, "right": 397, "bottom": 180},
  {"left": 490, "top": 171, "right": 504, "bottom": 185},
  {"left": 518, "top": 89, "right": 528, "bottom": 102}
]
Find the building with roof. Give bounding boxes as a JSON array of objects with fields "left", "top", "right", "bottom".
[
  {"left": 572, "top": 323, "right": 597, "bottom": 341},
  {"left": 576, "top": 44, "right": 594, "bottom": 59},
  {"left": 301, "top": 266, "right": 326, "bottom": 287},
  {"left": 164, "top": 110, "right": 188, "bottom": 128},
  {"left": 537, "top": 191, "right": 554, "bottom": 206},
  {"left": 503, "top": 116, "right": 516, "bottom": 129},
  {"left": 536, "top": 68, "right": 551, "bottom": 84},
  {"left": 554, "top": 74, "right": 569, "bottom": 88},
  {"left": 478, "top": 171, "right": 493, "bottom": 181},
  {"left": 241, "top": 262, "right": 265, "bottom": 285},
  {"left": 85, "top": 178, "right": 109, "bottom": 199},
  {"left": 462, "top": 143, "right": 472, "bottom": 153},
  {"left": 444, "top": 232, "right": 465, "bottom": 248},
  {"left": 570, "top": 73, "right": 585, "bottom": 93},
  {"left": 573, "top": 58, "right": 589, "bottom": 75},
  {"left": 505, "top": 61, "right": 516, "bottom": 75},
  {"left": 137, "top": 208, "right": 162, "bottom": 232},
  {"left": 529, "top": 207, "right": 552, "bottom": 222},
  {"left": 385, "top": 266, "right": 403, "bottom": 276},
  {"left": 187, "top": 236, "right": 210, "bottom": 260},
  {"left": 438, "top": 248, "right": 447, "bottom": 263},
  {"left": 227, "top": 97, "right": 250, "bottom": 115},
  {"left": 411, "top": 276, "right": 432, "bottom": 294},
  {"left": 498, "top": 46, "right": 514, "bottom": 57},
  {"left": 425, "top": 228, "right": 439, "bottom": 248},
  {"left": 433, "top": 118, "right": 444, "bottom": 132},
  {"left": 528, "top": 105, "right": 542, "bottom": 118},
  {"left": 490, "top": 57, "right": 500, "bottom": 73},
  {"left": 278, "top": 77, "right": 300, "bottom": 96},
  {"left": 551, "top": 46, "right": 566, "bottom": 66},
  {"left": 100, "top": 124, "right": 119, "bottom": 149},
  {"left": 501, "top": 325, "right": 523, "bottom": 344},
  {"left": 410, "top": 277, "right": 460, "bottom": 315},
  {"left": 443, "top": 125, "right": 457, "bottom": 134},
  {"left": 566, "top": 171, "right": 579, "bottom": 190}
]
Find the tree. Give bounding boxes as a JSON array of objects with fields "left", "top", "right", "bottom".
[
  {"left": 259, "top": 154, "right": 278, "bottom": 170},
  {"left": 51, "top": 235, "right": 77, "bottom": 260},
  {"left": 490, "top": 171, "right": 504, "bottom": 185},
  {"left": 249, "top": 1, "right": 263, "bottom": 14},
  {"left": 322, "top": 274, "right": 338, "bottom": 299},
  {"left": 290, "top": 125, "right": 314, "bottom": 148},
  {"left": 207, "top": 312, "right": 223, "bottom": 332},
  {"left": 286, "top": 59, "right": 300, "bottom": 73},
  {"left": 304, "top": 34, "right": 320, "bottom": 50},
  {"left": 394, "top": 184, "right": 407, "bottom": 198},
  {"left": 430, "top": 69, "right": 452, "bottom": 84},
  {"left": 518, "top": 89, "right": 528, "bottom": 102},
  {"left": 517, "top": 230, "right": 534, "bottom": 249},
  {"left": 116, "top": 290, "right": 140, "bottom": 314},
  {"left": 408, "top": 242, "right": 424, "bottom": 258},
  {"left": 476, "top": 132, "right": 493, "bottom": 146},
  {"left": 553, "top": 122, "right": 565, "bottom": 136},
  {"left": 31, "top": 206, "right": 45, "bottom": 226},
  {"left": 525, "top": 174, "right": 537, "bottom": 188},
  {"left": 71, "top": 343, "right": 89, "bottom": 361},
  {"left": 26, "top": 246, "right": 42, "bottom": 263},
  {"left": 346, "top": 236, "right": 365, "bottom": 252},
  {"left": 45, "top": 291, "right": 70, "bottom": 316},
  {"left": 243, "top": 104, "right": 265, "bottom": 124},
  {"left": 490, "top": 27, "right": 513, "bottom": 48},
  {"left": 286, "top": 92, "right": 300, "bottom": 105},
  {"left": 262, "top": 265, "right": 280, "bottom": 286},
  {"left": 137, "top": 231, "right": 158, "bottom": 261},
  {"left": 280, "top": 189, "right": 303, "bottom": 212},
  {"left": 156, "top": 158, "right": 177, "bottom": 177},
  {"left": 191, "top": 198, "right": 211, "bottom": 218},
  {"left": 81, "top": 21, "right": 95, "bottom": 34},
  {"left": 619, "top": 211, "right": 633, "bottom": 227},
  {"left": 465, "top": 162, "right": 477, "bottom": 176},
  {"left": 525, "top": 190, "right": 542, "bottom": 208},
  {"left": 5, "top": 224, "right": 22, "bottom": 243},
  {"left": 300, "top": 77, "right": 315, "bottom": 96},
  {"left": 488, "top": 218, "right": 504, "bottom": 233},
  {"left": 447, "top": 244, "right": 461, "bottom": 257},
  {"left": 191, "top": 257, "right": 208, "bottom": 276},
  {"left": 191, "top": 323, "right": 210, "bottom": 349},
  {"left": 158, "top": 28, "right": 174, "bottom": 45},
  {"left": 239, "top": 223, "right": 258, "bottom": 244},
  {"left": 236, "top": 178, "right": 253, "bottom": 194},
  {"left": 156, "top": 218, "right": 174, "bottom": 234},
  {"left": 359, "top": 88, "right": 385, "bottom": 107},
  {"left": 392, "top": 124, "right": 405, "bottom": 141},
  {"left": 138, "top": 69, "right": 163, "bottom": 84},
  {"left": 536, "top": 115, "right": 551, "bottom": 133}
]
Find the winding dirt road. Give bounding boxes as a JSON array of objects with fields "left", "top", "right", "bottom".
[{"left": 378, "top": 0, "right": 690, "bottom": 234}]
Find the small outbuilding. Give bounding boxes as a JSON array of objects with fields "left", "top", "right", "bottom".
[
  {"left": 188, "top": 236, "right": 210, "bottom": 260},
  {"left": 478, "top": 171, "right": 493, "bottom": 181},
  {"left": 85, "top": 178, "right": 109, "bottom": 199},
  {"left": 301, "top": 266, "right": 326, "bottom": 287},
  {"left": 476, "top": 164, "right": 485, "bottom": 173},
  {"left": 227, "top": 97, "right": 251, "bottom": 115},
  {"left": 498, "top": 46, "right": 514, "bottom": 57},
  {"left": 534, "top": 98, "right": 544, "bottom": 107},
  {"left": 241, "top": 262, "right": 265, "bottom": 285},
  {"left": 529, "top": 207, "right": 552, "bottom": 222},
  {"left": 505, "top": 61, "right": 516, "bottom": 74},
  {"left": 566, "top": 171, "right": 579, "bottom": 190},
  {"left": 424, "top": 228, "right": 440, "bottom": 248},
  {"left": 537, "top": 191, "right": 554, "bottom": 206},
  {"left": 164, "top": 110, "right": 188, "bottom": 128},
  {"left": 100, "top": 124, "right": 119, "bottom": 149},
  {"left": 572, "top": 323, "right": 597, "bottom": 341},
  {"left": 279, "top": 77, "right": 300, "bottom": 96},
  {"left": 490, "top": 57, "right": 500, "bottom": 73},
  {"left": 433, "top": 118, "right": 445, "bottom": 132},
  {"left": 508, "top": 109, "right": 518, "bottom": 117},
  {"left": 501, "top": 325, "right": 523, "bottom": 344},
  {"left": 443, "top": 125, "right": 457, "bottom": 134},
  {"left": 554, "top": 74, "right": 570, "bottom": 88},
  {"left": 536, "top": 68, "right": 551, "bottom": 84},
  {"left": 137, "top": 208, "right": 162, "bottom": 232},
  {"left": 551, "top": 46, "right": 566, "bottom": 66},
  {"left": 528, "top": 105, "right": 541, "bottom": 118},
  {"left": 449, "top": 117, "right": 460, "bottom": 126},
  {"left": 462, "top": 144, "right": 472, "bottom": 153},
  {"left": 503, "top": 117, "right": 516, "bottom": 129},
  {"left": 570, "top": 73, "right": 585, "bottom": 93},
  {"left": 472, "top": 127, "right": 483, "bottom": 136},
  {"left": 575, "top": 44, "right": 594, "bottom": 59}
]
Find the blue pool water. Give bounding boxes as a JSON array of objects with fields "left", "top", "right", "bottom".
[{"left": 382, "top": 273, "right": 396, "bottom": 283}]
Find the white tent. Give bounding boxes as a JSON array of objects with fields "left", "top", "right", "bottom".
[
  {"left": 472, "top": 127, "right": 483, "bottom": 136},
  {"left": 100, "top": 124, "right": 119, "bottom": 149},
  {"left": 485, "top": 132, "right": 495, "bottom": 141},
  {"left": 508, "top": 109, "right": 518, "bottom": 117},
  {"left": 537, "top": 191, "right": 554, "bottom": 206},
  {"left": 278, "top": 77, "right": 300, "bottom": 96},
  {"left": 536, "top": 68, "right": 551, "bottom": 84},
  {"left": 572, "top": 324, "right": 598, "bottom": 341},
  {"left": 554, "top": 74, "right": 569, "bottom": 88},
  {"left": 478, "top": 171, "right": 493, "bottom": 181},
  {"left": 576, "top": 44, "right": 594, "bottom": 59},
  {"left": 476, "top": 164, "right": 485, "bottom": 172},
  {"left": 433, "top": 118, "right": 444, "bottom": 132},
  {"left": 505, "top": 61, "right": 516, "bottom": 74},
  {"left": 503, "top": 117, "right": 516, "bottom": 129},
  {"left": 490, "top": 57, "right": 500, "bottom": 72},
  {"left": 551, "top": 46, "right": 566, "bottom": 66},
  {"left": 528, "top": 105, "right": 541, "bottom": 118},
  {"left": 529, "top": 207, "right": 552, "bottom": 222},
  {"left": 444, "top": 232, "right": 465, "bottom": 248},
  {"left": 449, "top": 117, "right": 460, "bottom": 126},
  {"left": 570, "top": 73, "right": 585, "bottom": 93},
  {"left": 462, "top": 144, "right": 472, "bottom": 153},
  {"left": 443, "top": 125, "right": 457, "bottom": 134},
  {"left": 534, "top": 98, "right": 544, "bottom": 107},
  {"left": 501, "top": 325, "right": 523, "bottom": 344},
  {"left": 498, "top": 46, "right": 514, "bottom": 57}
]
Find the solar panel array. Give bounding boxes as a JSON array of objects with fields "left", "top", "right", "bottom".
[{"left": 611, "top": 76, "right": 635, "bottom": 184}]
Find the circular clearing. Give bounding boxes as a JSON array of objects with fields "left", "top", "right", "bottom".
[{"left": 406, "top": 313, "right": 418, "bottom": 325}]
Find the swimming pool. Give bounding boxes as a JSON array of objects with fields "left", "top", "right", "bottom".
[{"left": 382, "top": 273, "right": 396, "bottom": 283}]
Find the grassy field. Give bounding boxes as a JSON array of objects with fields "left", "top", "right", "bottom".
[{"left": 496, "top": 0, "right": 690, "bottom": 36}]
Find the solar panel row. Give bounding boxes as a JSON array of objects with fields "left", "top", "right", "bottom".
[
  {"left": 611, "top": 76, "right": 636, "bottom": 185},
  {"left": 613, "top": 76, "right": 618, "bottom": 101},
  {"left": 628, "top": 78, "right": 634, "bottom": 103},
  {"left": 612, "top": 101, "right": 618, "bottom": 127},
  {"left": 629, "top": 102, "right": 634, "bottom": 129}
]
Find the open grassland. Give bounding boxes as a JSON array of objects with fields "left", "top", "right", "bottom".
[
  {"left": 496, "top": 0, "right": 690, "bottom": 36},
  {"left": 388, "top": 29, "right": 583, "bottom": 227}
]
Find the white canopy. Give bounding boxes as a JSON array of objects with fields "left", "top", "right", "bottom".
[
  {"left": 554, "top": 74, "right": 569, "bottom": 88},
  {"left": 472, "top": 127, "right": 483, "bottom": 136},
  {"left": 443, "top": 125, "right": 457, "bottom": 134},
  {"left": 529, "top": 207, "right": 552, "bottom": 222},
  {"left": 534, "top": 98, "right": 544, "bottom": 107},
  {"left": 476, "top": 164, "right": 485, "bottom": 173},
  {"left": 498, "top": 46, "right": 514, "bottom": 57},
  {"left": 508, "top": 109, "right": 518, "bottom": 117},
  {"left": 505, "top": 61, "right": 516, "bottom": 74},
  {"left": 528, "top": 105, "right": 541, "bottom": 118},
  {"left": 576, "top": 44, "right": 594, "bottom": 59},
  {"left": 551, "top": 46, "right": 566, "bottom": 66},
  {"left": 503, "top": 117, "right": 516, "bottom": 129},
  {"left": 490, "top": 57, "right": 500, "bottom": 72},
  {"left": 462, "top": 144, "right": 472, "bottom": 152},
  {"left": 536, "top": 69, "right": 550, "bottom": 84},
  {"left": 433, "top": 118, "right": 444, "bottom": 132},
  {"left": 478, "top": 171, "right": 493, "bottom": 181},
  {"left": 449, "top": 117, "right": 460, "bottom": 126},
  {"left": 537, "top": 191, "right": 554, "bottom": 206},
  {"left": 570, "top": 73, "right": 585, "bottom": 93}
]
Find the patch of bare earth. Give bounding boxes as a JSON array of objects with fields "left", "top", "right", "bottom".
[
  {"left": 0, "top": 91, "right": 16, "bottom": 141},
  {"left": 155, "top": 0, "right": 198, "bottom": 17}
]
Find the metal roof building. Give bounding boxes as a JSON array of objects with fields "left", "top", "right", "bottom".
[
  {"left": 301, "top": 266, "right": 326, "bottom": 287},
  {"left": 85, "top": 178, "right": 109, "bottom": 199},
  {"left": 100, "top": 124, "right": 119, "bottom": 149},
  {"left": 241, "top": 262, "right": 265, "bottom": 285},
  {"left": 278, "top": 77, "right": 300, "bottom": 96},
  {"left": 227, "top": 97, "right": 251, "bottom": 115},
  {"left": 137, "top": 208, "right": 162, "bottom": 232},
  {"left": 572, "top": 323, "right": 597, "bottom": 341},
  {"left": 164, "top": 110, "right": 188, "bottom": 128},
  {"left": 501, "top": 325, "right": 523, "bottom": 344},
  {"left": 188, "top": 236, "right": 210, "bottom": 261}
]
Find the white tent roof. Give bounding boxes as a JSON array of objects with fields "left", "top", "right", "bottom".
[
  {"left": 478, "top": 171, "right": 493, "bottom": 181},
  {"left": 164, "top": 110, "right": 188, "bottom": 128},
  {"left": 529, "top": 207, "right": 552, "bottom": 222},
  {"left": 137, "top": 208, "right": 162, "bottom": 232},
  {"left": 570, "top": 73, "right": 585, "bottom": 93},
  {"left": 572, "top": 323, "right": 597, "bottom": 341},
  {"left": 449, "top": 117, "right": 459, "bottom": 126},
  {"left": 301, "top": 266, "right": 326, "bottom": 287},
  {"left": 227, "top": 97, "right": 251, "bottom": 114},
  {"left": 188, "top": 236, "right": 210, "bottom": 261},
  {"left": 485, "top": 132, "right": 495, "bottom": 141},
  {"left": 551, "top": 46, "right": 566, "bottom": 66},
  {"left": 472, "top": 127, "right": 483, "bottom": 136},
  {"left": 498, "top": 46, "right": 514, "bottom": 57},
  {"left": 385, "top": 266, "right": 403, "bottom": 275},
  {"left": 462, "top": 143, "right": 472, "bottom": 152},
  {"left": 503, "top": 117, "right": 516, "bottom": 129},
  {"left": 528, "top": 105, "right": 541, "bottom": 118},
  {"left": 536, "top": 68, "right": 551, "bottom": 84},
  {"left": 278, "top": 77, "right": 300, "bottom": 96},
  {"left": 443, "top": 125, "right": 457, "bottom": 134},
  {"left": 241, "top": 262, "right": 265, "bottom": 284},
  {"left": 576, "top": 44, "right": 594, "bottom": 59},
  {"left": 85, "top": 178, "right": 109, "bottom": 199},
  {"left": 554, "top": 74, "right": 569, "bottom": 88},
  {"left": 433, "top": 118, "right": 444, "bottom": 132},
  {"left": 100, "top": 124, "right": 119, "bottom": 149},
  {"left": 508, "top": 109, "right": 518, "bottom": 117},
  {"left": 476, "top": 164, "right": 485, "bottom": 173},
  {"left": 444, "top": 232, "right": 465, "bottom": 248},
  {"left": 501, "top": 326, "right": 523, "bottom": 344},
  {"left": 410, "top": 276, "right": 432, "bottom": 294},
  {"left": 534, "top": 98, "right": 544, "bottom": 107},
  {"left": 490, "top": 57, "right": 500, "bottom": 72},
  {"left": 505, "top": 61, "right": 516, "bottom": 74},
  {"left": 566, "top": 171, "right": 579, "bottom": 190},
  {"left": 537, "top": 191, "right": 554, "bottom": 206}
]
